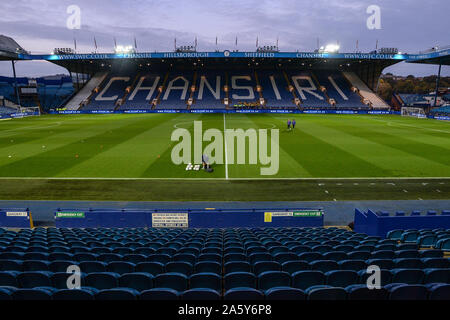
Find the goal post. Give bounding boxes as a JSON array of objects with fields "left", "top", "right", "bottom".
[
  {"left": 401, "top": 107, "right": 426, "bottom": 118},
  {"left": 19, "top": 106, "right": 41, "bottom": 116}
]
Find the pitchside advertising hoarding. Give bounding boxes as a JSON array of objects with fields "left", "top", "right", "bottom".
[
  {"left": 0, "top": 209, "right": 33, "bottom": 228},
  {"left": 53, "top": 208, "right": 324, "bottom": 228},
  {"left": 50, "top": 109, "right": 400, "bottom": 115}
]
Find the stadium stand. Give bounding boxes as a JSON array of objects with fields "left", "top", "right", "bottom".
[
  {"left": 157, "top": 72, "right": 194, "bottom": 110},
  {"left": 65, "top": 72, "right": 108, "bottom": 111},
  {"left": 258, "top": 71, "right": 295, "bottom": 109},
  {"left": 343, "top": 71, "right": 390, "bottom": 109},
  {"left": 315, "top": 71, "right": 367, "bottom": 109},
  {"left": 0, "top": 225, "right": 448, "bottom": 300},
  {"left": 75, "top": 69, "right": 388, "bottom": 112},
  {"left": 191, "top": 72, "right": 227, "bottom": 109},
  {"left": 288, "top": 71, "right": 330, "bottom": 108}
]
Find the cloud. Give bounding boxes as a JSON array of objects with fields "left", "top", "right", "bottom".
[{"left": 0, "top": 0, "right": 448, "bottom": 76}]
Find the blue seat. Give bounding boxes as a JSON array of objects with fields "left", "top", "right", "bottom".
[
  {"left": 257, "top": 271, "right": 291, "bottom": 291},
  {"left": 325, "top": 270, "right": 359, "bottom": 288},
  {"left": 85, "top": 272, "right": 120, "bottom": 290},
  {"left": 281, "top": 261, "right": 310, "bottom": 275},
  {"left": 273, "top": 252, "right": 298, "bottom": 264},
  {"left": 135, "top": 262, "right": 165, "bottom": 276},
  {"left": 394, "top": 258, "right": 424, "bottom": 269},
  {"left": 371, "top": 250, "right": 396, "bottom": 260},
  {"left": 23, "top": 253, "right": 49, "bottom": 261},
  {"left": 423, "top": 268, "right": 450, "bottom": 284},
  {"left": 97, "top": 254, "right": 123, "bottom": 263},
  {"left": 395, "top": 250, "right": 420, "bottom": 259},
  {"left": 165, "top": 262, "right": 193, "bottom": 276},
  {"left": 224, "top": 287, "right": 264, "bottom": 300},
  {"left": 52, "top": 288, "right": 97, "bottom": 300},
  {"left": 387, "top": 284, "right": 428, "bottom": 300},
  {"left": 147, "top": 254, "right": 171, "bottom": 264},
  {"left": 73, "top": 253, "right": 97, "bottom": 262},
  {"left": 323, "top": 251, "right": 347, "bottom": 262},
  {"left": 224, "top": 253, "right": 247, "bottom": 263},
  {"left": 189, "top": 273, "right": 221, "bottom": 291},
  {"left": 428, "top": 283, "right": 450, "bottom": 300},
  {"left": 173, "top": 253, "right": 196, "bottom": 265},
  {"left": 140, "top": 288, "right": 179, "bottom": 300},
  {"left": 48, "top": 253, "right": 74, "bottom": 261},
  {"left": 345, "top": 284, "right": 389, "bottom": 300},
  {"left": 224, "top": 261, "right": 250, "bottom": 274},
  {"left": 265, "top": 287, "right": 306, "bottom": 300},
  {"left": 123, "top": 254, "right": 147, "bottom": 264},
  {"left": 79, "top": 261, "right": 107, "bottom": 273},
  {"left": 387, "top": 230, "right": 403, "bottom": 240},
  {"left": 0, "top": 260, "right": 23, "bottom": 271},
  {"left": 49, "top": 260, "right": 77, "bottom": 273},
  {"left": 119, "top": 273, "right": 153, "bottom": 292},
  {"left": 0, "top": 286, "right": 17, "bottom": 301},
  {"left": 17, "top": 271, "right": 52, "bottom": 288},
  {"left": 197, "top": 253, "right": 222, "bottom": 264},
  {"left": 292, "top": 271, "right": 326, "bottom": 290},
  {"left": 0, "top": 271, "right": 19, "bottom": 287},
  {"left": 253, "top": 261, "right": 281, "bottom": 276},
  {"left": 401, "top": 232, "right": 419, "bottom": 243},
  {"left": 358, "top": 269, "right": 392, "bottom": 286},
  {"left": 422, "top": 258, "right": 450, "bottom": 269},
  {"left": 420, "top": 250, "right": 443, "bottom": 258},
  {"left": 224, "top": 272, "right": 257, "bottom": 290},
  {"left": 298, "top": 252, "right": 323, "bottom": 262},
  {"left": 391, "top": 269, "right": 425, "bottom": 284},
  {"left": 310, "top": 260, "right": 339, "bottom": 273},
  {"left": 154, "top": 272, "right": 188, "bottom": 292},
  {"left": 338, "top": 260, "right": 367, "bottom": 272},
  {"left": 194, "top": 261, "right": 221, "bottom": 275},
  {"left": 12, "top": 288, "right": 53, "bottom": 300},
  {"left": 366, "top": 258, "right": 395, "bottom": 270},
  {"left": 95, "top": 288, "right": 139, "bottom": 300},
  {"left": 181, "top": 288, "right": 221, "bottom": 300},
  {"left": 106, "top": 261, "right": 135, "bottom": 275},
  {"left": 23, "top": 260, "right": 50, "bottom": 272},
  {"left": 248, "top": 253, "right": 272, "bottom": 264},
  {"left": 50, "top": 272, "right": 86, "bottom": 289},
  {"left": 347, "top": 251, "right": 371, "bottom": 261},
  {"left": 307, "top": 286, "right": 347, "bottom": 300}
]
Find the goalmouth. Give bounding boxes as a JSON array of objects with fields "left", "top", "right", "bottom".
[{"left": 401, "top": 107, "right": 427, "bottom": 118}]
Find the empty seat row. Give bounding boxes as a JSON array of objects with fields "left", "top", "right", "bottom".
[
  {"left": 1, "top": 283, "right": 449, "bottom": 300},
  {"left": 1, "top": 268, "right": 449, "bottom": 292}
]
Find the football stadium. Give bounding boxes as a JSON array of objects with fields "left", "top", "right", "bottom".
[{"left": 0, "top": 1, "right": 449, "bottom": 308}]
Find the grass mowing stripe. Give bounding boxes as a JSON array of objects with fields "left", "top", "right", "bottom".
[
  {"left": 0, "top": 178, "right": 447, "bottom": 201},
  {"left": 57, "top": 114, "right": 181, "bottom": 178},
  {"left": 0, "top": 116, "right": 159, "bottom": 177},
  {"left": 0, "top": 115, "right": 139, "bottom": 168},
  {"left": 279, "top": 116, "right": 394, "bottom": 177},
  {"left": 298, "top": 115, "right": 449, "bottom": 177},
  {"left": 320, "top": 116, "right": 450, "bottom": 168}
]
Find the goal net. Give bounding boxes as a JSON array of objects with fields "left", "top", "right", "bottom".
[
  {"left": 401, "top": 107, "right": 426, "bottom": 118},
  {"left": 18, "top": 106, "right": 41, "bottom": 117}
]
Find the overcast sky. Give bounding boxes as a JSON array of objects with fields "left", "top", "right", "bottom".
[{"left": 0, "top": 0, "right": 448, "bottom": 77}]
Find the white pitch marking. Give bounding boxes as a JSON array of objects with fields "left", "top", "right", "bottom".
[
  {"left": 436, "top": 189, "right": 441, "bottom": 193},
  {"left": 223, "top": 113, "right": 229, "bottom": 180},
  {"left": 324, "top": 190, "right": 329, "bottom": 194},
  {"left": 403, "top": 189, "right": 408, "bottom": 193}
]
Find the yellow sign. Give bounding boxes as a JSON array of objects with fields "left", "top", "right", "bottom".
[{"left": 264, "top": 212, "right": 272, "bottom": 223}]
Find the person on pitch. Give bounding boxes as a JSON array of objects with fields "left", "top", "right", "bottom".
[
  {"left": 202, "top": 153, "right": 210, "bottom": 170},
  {"left": 287, "top": 119, "right": 291, "bottom": 130},
  {"left": 292, "top": 119, "right": 296, "bottom": 130}
]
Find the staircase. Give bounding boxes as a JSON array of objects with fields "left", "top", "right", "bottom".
[
  {"left": 65, "top": 72, "right": 108, "bottom": 110},
  {"left": 342, "top": 72, "right": 390, "bottom": 109}
]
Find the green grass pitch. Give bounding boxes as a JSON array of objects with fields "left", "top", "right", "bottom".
[{"left": 0, "top": 113, "right": 449, "bottom": 201}]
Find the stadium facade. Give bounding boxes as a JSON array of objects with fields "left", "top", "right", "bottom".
[{"left": 1, "top": 35, "right": 449, "bottom": 118}]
